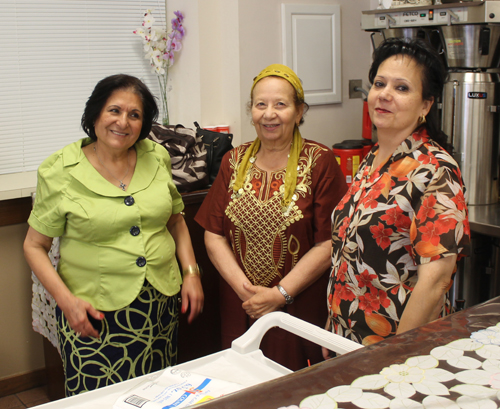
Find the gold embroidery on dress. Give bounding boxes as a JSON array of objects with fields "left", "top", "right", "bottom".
[
  {"left": 288, "top": 234, "right": 300, "bottom": 270},
  {"left": 225, "top": 143, "right": 327, "bottom": 286}
]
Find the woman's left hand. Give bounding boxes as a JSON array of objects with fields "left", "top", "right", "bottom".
[
  {"left": 242, "top": 283, "right": 285, "bottom": 319},
  {"left": 180, "top": 275, "right": 204, "bottom": 324}
]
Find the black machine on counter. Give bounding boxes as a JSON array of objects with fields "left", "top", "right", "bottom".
[{"left": 362, "top": 1, "right": 500, "bottom": 308}]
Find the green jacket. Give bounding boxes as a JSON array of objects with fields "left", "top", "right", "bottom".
[{"left": 29, "top": 138, "right": 184, "bottom": 311}]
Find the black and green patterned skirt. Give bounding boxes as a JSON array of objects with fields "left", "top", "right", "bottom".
[{"left": 56, "top": 280, "right": 179, "bottom": 396}]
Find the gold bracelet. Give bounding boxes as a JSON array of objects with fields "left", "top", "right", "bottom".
[{"left": 182, "top": 264, "right": 201, "bottom": 277}]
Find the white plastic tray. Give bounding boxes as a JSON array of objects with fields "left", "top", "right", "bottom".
[{"left": 32, "top": 312, "right": 362, "bottom": 408}]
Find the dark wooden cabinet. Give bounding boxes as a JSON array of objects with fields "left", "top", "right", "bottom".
[{"left": 177, "top": 189, "right": 222, "bottom": 362}]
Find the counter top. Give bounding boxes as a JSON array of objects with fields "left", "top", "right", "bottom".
[
  {"left": 469, "top": 203, "right": 500, "bottom": 238},
  {"left": 197, "top": 296, "right": 500, "bottom": 409}
]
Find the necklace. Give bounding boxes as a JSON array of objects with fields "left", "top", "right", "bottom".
[{"left": 93, "top": 144, "right": 131, "bottom": 191}]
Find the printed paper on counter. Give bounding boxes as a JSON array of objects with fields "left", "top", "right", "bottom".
[{"left": 113, "top": 368, "right": 243, "bottom": 409}]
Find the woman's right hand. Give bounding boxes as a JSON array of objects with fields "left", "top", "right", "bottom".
[{"left": 59, "top": 294, "right": 104, "bottom": 339}]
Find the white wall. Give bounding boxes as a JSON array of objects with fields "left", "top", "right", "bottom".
[
  {"left": 165, "top": 0, "right": 242, "bottom": 139},
  {"left": 168, "top": 0, "right": 374, "bottom": 148}
]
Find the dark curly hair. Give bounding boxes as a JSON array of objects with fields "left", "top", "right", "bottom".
[
  {"left": 369, "top": 38, "right": 449, "bottom": 149},
  {"left": 81, "top": 74, "right": 159, "bottom": 141}
]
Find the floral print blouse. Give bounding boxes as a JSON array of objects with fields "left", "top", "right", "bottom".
[{"left": 327, "top": 130, "right": 470, "bottom": 346}]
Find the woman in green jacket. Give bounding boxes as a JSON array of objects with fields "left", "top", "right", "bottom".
[{"left": 24, "top": 74, "right": 203, "bottom": 396}]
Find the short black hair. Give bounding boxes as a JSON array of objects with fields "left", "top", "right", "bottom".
[
  {"left": 81, "top": 74, "right": 159, "bottom": 141},
  {"left": 369, "top": 38, "right": 449, "bottom": 148}
]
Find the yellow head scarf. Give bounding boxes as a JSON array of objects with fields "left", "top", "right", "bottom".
[{"left": 232, "top": 64, "right": 304, "bottom": 212}]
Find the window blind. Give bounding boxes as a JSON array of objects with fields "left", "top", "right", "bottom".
[{"left": 0, "top": 0, "right": 166, "bottom": 175}]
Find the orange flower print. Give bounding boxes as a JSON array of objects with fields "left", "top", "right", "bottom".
[
  {"left": 338, "top": 217, "right": 351, "bottom": 240},
  {"left": 348, "top": 182, "right": 361, "bottom": 196},
  {"left": 359, "top": 288, "right": 390, "bottom": 315},
  {"left": 335, "top": 283, "right": 356, "bottom": 302},
  {"left": 381, "top": 207, "right": 399, "bottom": 225},
  {"left": 371, "top": 180, "right": 385, "bottom": 195},
  {"left": 395, "top": 213, "right": 411, "bottom": 231},
  {"left": 362, "top": 191, "right": 380, "bottom": 209},
  {"left": 358, "top": 269, "right": 377, "bottom": 289},
  {"left": 452, "top": 191, "right": 466, "bottom": 211},
  {"left": 418, "top": 221, "right": 442, "bottom": 246},
  {"left": 370, "top": 222, "right": 393, "bottom": 250},
  {"left": 416, "top": 195, "right": 437, "bottom": 223},
  {"left": 381, "top": 207, "right": 411, "bottom": 232},
  {"left": 463, "top": 218, "right": 471, "bottom": 236},
  {"left": 413, "top": 132, "right": 425, "bottom": 142},
  {"left": 337, "top": 261, "right": 348, "bottom": 283},
  {"left": 435, "top": 215, "right": 457, "bottom": 234},
  {"left": 417, "top": 152, "right": 431, "bottom": 165},
  {"left": 336, "top": 189, "right": 354, "bottom": 212},
  {"left": 335, "top": 197, "right": 347, "bottom": 212}
]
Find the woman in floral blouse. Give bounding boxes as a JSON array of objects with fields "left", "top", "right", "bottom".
[{"left": 326, "top": 38, "right": 470, "bottom": 349}]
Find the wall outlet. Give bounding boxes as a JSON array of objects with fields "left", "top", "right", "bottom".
[{"left": 349, "top": 79, "right": 363, "bottom": 99}]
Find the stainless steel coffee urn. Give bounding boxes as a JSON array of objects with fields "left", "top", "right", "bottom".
[
  {"left": 440, "top": 24, "right": 500, "bottom": 205},
  {"left": 441, "top": 71, "right": 500, "bottom": 205}
]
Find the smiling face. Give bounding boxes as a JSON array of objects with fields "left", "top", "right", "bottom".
[
  {"left": 251, "top": 76, "right": 303, "bottom": 147},
  {"left": 368, "top": 55, "right": 433, "bottom": 141},
  {"left": 94, "top": 88, "right": 143, "bottom": 153}
]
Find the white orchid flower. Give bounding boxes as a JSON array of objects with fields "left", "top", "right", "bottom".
[{"left": 143, "top": 13, "right": 155, "bottom": 28}]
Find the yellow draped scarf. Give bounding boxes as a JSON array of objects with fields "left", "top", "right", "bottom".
[{"left": 232, "top": 64, "right": 304, "bottom": 212}]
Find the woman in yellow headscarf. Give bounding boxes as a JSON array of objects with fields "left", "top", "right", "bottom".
[{"left": 195, "top": 64, "right": 347, "bottom": 370}]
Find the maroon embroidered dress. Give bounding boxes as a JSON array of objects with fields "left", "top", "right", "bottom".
[
  {"left": 327, "top": 131, "right": 470, "bottom": 346},
  {"left": 196, "top": 139, "right": 347, "bottom": 370}
]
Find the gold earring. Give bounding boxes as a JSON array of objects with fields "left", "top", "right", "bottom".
[{"left": 419, "top": 114, "right": 426, "bottom": 125}]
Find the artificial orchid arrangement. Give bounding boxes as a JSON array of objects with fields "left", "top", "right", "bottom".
[{"left": 134, "top": 9, "right": 185, "bottom": 126}]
